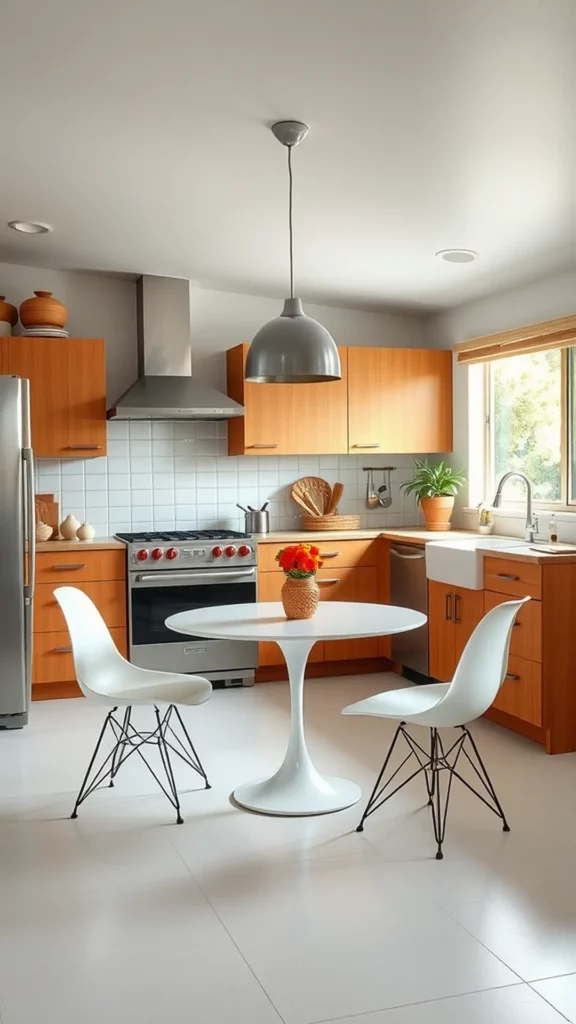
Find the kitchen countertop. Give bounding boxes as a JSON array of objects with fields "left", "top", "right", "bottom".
[
  {"left": 255, "top": 529, "right": 576, "bottom": 564},
  {"left": 254, "top": 528, "right": 479, "bottom": 545},
  {"left": 36, "top": 537, "right": 125, "bottom": 553}
]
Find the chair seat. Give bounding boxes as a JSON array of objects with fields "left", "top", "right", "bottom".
[
  {"left": 342, "top": 682, "right": 450, "bottom": 722},
  {"left": 89, "top": 668, "right": 213, "bottom": 707}
]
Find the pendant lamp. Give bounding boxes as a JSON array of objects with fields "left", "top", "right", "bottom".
[{"left": 245, "top": 121, "right": 342, "bottom": 384}]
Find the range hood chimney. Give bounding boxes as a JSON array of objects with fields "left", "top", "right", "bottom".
[{"left": 107, "top": 276, "right": 244, "bottom": 420}]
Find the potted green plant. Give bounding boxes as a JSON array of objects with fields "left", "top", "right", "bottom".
[{"left": 401, "top": 459, "right": 466, "bottom": 532}]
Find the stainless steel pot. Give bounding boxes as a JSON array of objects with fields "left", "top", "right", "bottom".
[{"left": 244, "top": 509, "right": 270, "bottom": 534}]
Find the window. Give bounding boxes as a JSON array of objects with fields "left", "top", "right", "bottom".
[{"left": 487, "top": 350, "right": 563, "bottom": 504}]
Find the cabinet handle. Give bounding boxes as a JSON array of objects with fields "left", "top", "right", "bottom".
[
  {"left": 65, "top": 445, "right": 103, "bottom": 450},
  {"left": 317, "top": 578, "right": 340, "bottom": 585},
  {"left": 497, "top": 573, "right": 519, "bottom": 581},
  {"left": 445, "top": 593, "right": 453, "bottom": 621},
  {"left": 513, "top": 622, "right": 521, "bottom": 628},
  {"left": 352, "top": 443, "right": 381, "bottom": 448},
  {"left": 53, "top": 646, "right": 73, "bottom": 654},
  {"left": 319, "top": 552, "right": 340, "bottom": 558},
  {"left": 452, "top": 593, "right": 461, "bottom": 623},
  {"left": 51, "top": 564, "right": 86, "bottom": 571},
  {"left": 249, "top": 444, "right": 279, "bottom": 449},
  {"left": 505, "top": 672, "right": 520, "bottom": 680}
]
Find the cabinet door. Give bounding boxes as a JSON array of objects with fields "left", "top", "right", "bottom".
[
  {"left": 0, "top": 338, "right": 106, "bottom": 458},
  {"left": 34, "top": 580, "right": 127, "bottom": 633},
  {"left": 453, "top": 586, "right": 485, "bottom": 663},
  {"left": 348, "top": 348, "right": 453, "bottom": 454},
  {"left": 428, "top": 581, "right": 456, "bottom": 681},
  {"left": 257, "top": 571, "right": 324, "bottom": 665},
  {"left": 319, "top": 565, "right": 380, "bottom": 661},
  {"left": 227, "top": 345, "right": 348, "bottom": 455}
]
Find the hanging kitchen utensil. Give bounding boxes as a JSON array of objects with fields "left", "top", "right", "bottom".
[
  {"left": 326, "top": 482, "right": 344, "bottom": 516},
  {"left": 377, "top": 467, "right": 395, "bottom": 508},
  {"left": 365, "top": 469, "right": 379, "bottom": 509}
]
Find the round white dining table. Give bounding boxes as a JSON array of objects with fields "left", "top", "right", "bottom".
[{"left": 166, "top": 601, "right": 427, "bottom": 817}]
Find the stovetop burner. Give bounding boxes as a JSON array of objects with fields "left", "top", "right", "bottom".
[{"left": 116, "top": 530, "right": 251, "bottom": 544}]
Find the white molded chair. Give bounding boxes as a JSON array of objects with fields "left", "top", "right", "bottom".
[
  {"left": 55, "top": 586, "right": 213, "bottom": 824},
  {"left": 342, "top": 597, "right": 529, "bottom": 859}
]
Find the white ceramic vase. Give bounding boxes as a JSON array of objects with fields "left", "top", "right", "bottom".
[
  {"left": 59, "top": 514, "right": 80, "bottom": 540},
  {"left": 76, "top": 522, "right": 95, "bottom": 541}
]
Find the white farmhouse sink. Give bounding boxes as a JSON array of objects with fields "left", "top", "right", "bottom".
[{"left": 425, "top": 536, "right": 526, "bottom": 590}]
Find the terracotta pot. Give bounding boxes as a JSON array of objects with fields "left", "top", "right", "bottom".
[
  {"left": 420, "top": 496, "right": 455, "bottom": 531},
  {"left": 0, "top": 296, "right": 18, "bottom": 327},
  {"left": 281, "top": 575, "right": 319, "bottom": 619},
  {"left": 19, "top": 290, "right": 68, "bottom": 330}
]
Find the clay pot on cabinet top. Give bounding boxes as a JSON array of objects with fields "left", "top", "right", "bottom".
[
  {"left": 59, "top": 514, "right": 80, "bottom": 540},
  {"left": 0, "top": 296, "right": 18, "bottom": 328},
  {"left": 19, "top": 291, "right": 68, "bottom": 330}
]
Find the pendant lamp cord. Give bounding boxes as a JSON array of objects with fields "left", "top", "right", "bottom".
[{"left": 288, "top": 144, "right": 294, "bottom": 299}]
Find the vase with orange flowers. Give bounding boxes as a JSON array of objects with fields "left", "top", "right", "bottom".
[{"left": 276, "top": 543, "right": 324, "bottom": 620}]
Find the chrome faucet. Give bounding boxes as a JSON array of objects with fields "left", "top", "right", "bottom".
[{"left": 492, "top": 471, "right": 538, "bottom": 543}]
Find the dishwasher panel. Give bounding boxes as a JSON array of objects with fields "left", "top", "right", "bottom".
[{"left": 390, "top": 543, "right": 429, "bottom": 676}]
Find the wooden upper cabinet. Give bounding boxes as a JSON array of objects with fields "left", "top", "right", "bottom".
[
  {"left": 226, "top": 344, "right": 349, "bottom": 455},
  {"left": 0, "top": 337, "right": 107, "bottom": 458},
  {"left": 348, "top": 348, "right": 453, "bottom": 454}
]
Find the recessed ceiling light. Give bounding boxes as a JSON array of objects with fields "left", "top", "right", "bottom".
[
  {"left": 436, "top": 248, "right": 478, "bottom": 263},
  {"left": 7, "top": 221, "right": 53, "bottom": 235}
]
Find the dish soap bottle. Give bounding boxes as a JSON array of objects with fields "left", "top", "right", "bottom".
[{"left": 548, "top": 514, "right": 558, "bottom": 543}]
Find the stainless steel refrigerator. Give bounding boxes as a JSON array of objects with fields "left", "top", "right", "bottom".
[{"left": 0, "top": 376, "right": 35, "bottom": 728}]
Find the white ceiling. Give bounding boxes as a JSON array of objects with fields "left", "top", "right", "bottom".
[{"left": 2, "top": 0, "right": 576, "bottom": 312}]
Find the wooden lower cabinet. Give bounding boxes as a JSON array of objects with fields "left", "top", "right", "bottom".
[
  {"left": 491, "top": 654, "right": 542, "bottom": 727},
  {"left": 256, "top": 540, "right": 388, "bottom": 671},
  {"left": 32, "top": 547, "right": 127, "bottom": 699},
  {"left": 428, "top": 581, "right": 484, "bottom": 682}
]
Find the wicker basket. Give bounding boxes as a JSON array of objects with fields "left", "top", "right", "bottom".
[
  {"left": 281, "top": 576, "right": 320, "bottom": 619},
  {"left": 300, "top": 514, "right": 361, "bottom": 531}
]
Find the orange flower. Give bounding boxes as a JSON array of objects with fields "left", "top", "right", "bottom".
[{"left": 276, "top": 543, "right": 322, "bottom": 578}]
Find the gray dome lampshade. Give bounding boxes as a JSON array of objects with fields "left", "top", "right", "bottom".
[
  {"left": 245, "top": 297, "right": 342, "bottom": 383},
  {"left": 246, "top": 120, "right": 342, "bottom": 384}
]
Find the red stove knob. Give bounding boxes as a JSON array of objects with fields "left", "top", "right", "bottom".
[
  {"left": 224, "top": 545, "right": 237, "bottom": 557},
  {"left": 151, "top": 547, "right": 163, "bottom": 561},
  {"left": 212, "top": 546, "right": 223, "bottom": 558},
  {"left": 238, "top": 544, "right": 251, "bottom": 557},
  {"left": 136, "top": 549, "right": 149, "bottom": 561},
  {"left": 166, "top": 547, "right": 178, "bottom": 560}
]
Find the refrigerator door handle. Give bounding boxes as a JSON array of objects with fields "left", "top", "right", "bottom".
[{"left": 23, "top": 446, "right": 36, "bottom": 603}]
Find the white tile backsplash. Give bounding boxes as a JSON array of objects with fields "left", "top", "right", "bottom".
[{"left": 35, "top": 422, "right": 423, "bottom": 536}]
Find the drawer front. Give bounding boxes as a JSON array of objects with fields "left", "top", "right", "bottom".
[
  {"left": 484, "top": 590, "right": 542, "bottom": 662},
  {"left": 257, "top": 539, "right": 379, "bottom": 573},
  {"left": 36, "top": 549, "right": 125, "bottom": 584},
  {"left": 318, "top": 565, "right": 379, "bottom": 660},
  {"left": 491, "top": 654, "right": 542, "bottom": 726},
  {"left": 34, "top": 580, "right": 127, "bottom": 633},
  {"left": 484, "top": 557, "right": 542, "bottom": 600},
  {"left": 33, "top": 627, "right": 127, "bottom": 684}
]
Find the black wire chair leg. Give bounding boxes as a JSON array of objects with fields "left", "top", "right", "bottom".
[
  {"left": 109, "top": 706, "right": 131, "bottom": 787},
  {"left": 462, "top": 727, "right": 510, "bottom": 831},
  {"left": 170, "top": 705, "right": 211, "bottom": 788},
  {"left": 155, "top": 707, "right": 184, "bottom": 825},
  {"left": 425, "top": 727, "right": 436, "bottom": 806},
  {"left": 356, "top": 722, "right": 406, "bottom": 833},
  {"left": 71, "top": 708, "right": 117, "bottom": 818}
]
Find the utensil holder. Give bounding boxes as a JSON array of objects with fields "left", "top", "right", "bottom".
[{"left": 245, "top": 510, "right": 270, "bottom": 534}]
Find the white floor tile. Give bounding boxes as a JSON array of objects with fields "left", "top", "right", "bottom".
[
  {"left": 333, "top": 984, "right": 567, "bottom": 1023},
  {"left": 1, "top": 675, "right": 575, "bottom": 1023},
  {"left": 194, "top": 854, "right": 517, "bottom": 1023},
  {"left": 532, "top": 973, "right": 576, "bottom": 1021}
]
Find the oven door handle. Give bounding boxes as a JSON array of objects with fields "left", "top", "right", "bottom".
[{"left": 135, "top": 569, "right": 256, "bottom": 583}]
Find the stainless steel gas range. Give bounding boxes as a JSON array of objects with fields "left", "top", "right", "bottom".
[{"left": 116, "top": 530, "right": 258, "bottom": 687}]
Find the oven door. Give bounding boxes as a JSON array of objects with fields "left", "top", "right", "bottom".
[{"left": 129, "top": 567, "right": 258, "bottom": 677}]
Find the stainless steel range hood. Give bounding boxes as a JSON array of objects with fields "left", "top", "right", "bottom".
[{"left": 107, "top": 276, "right": 244, "bottom": 420}]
